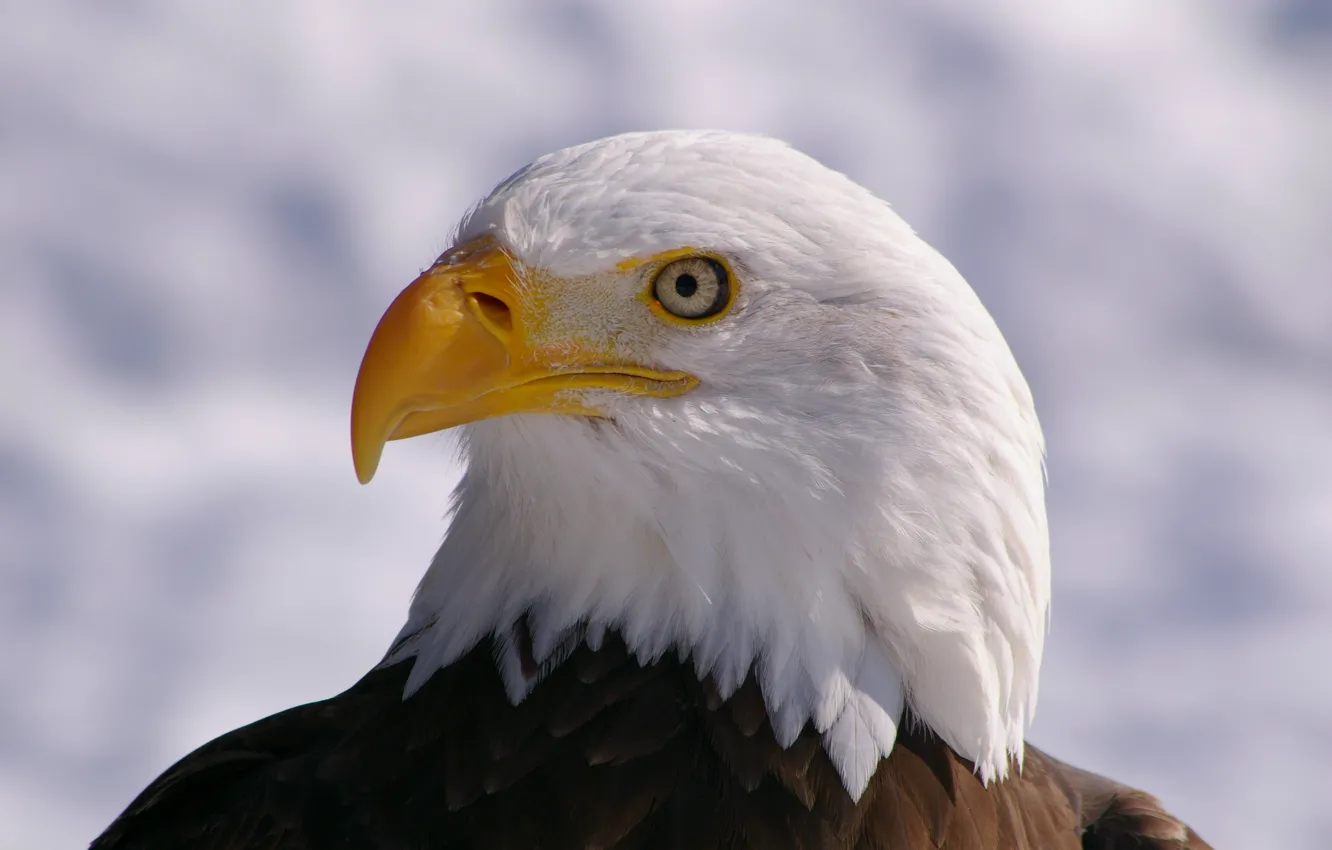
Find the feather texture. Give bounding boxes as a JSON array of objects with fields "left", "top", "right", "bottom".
[{"left": 92, "top": 628, "right": 1210, "bottom": 849}]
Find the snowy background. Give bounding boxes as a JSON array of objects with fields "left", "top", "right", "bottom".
[{"left": 2, "top": 1, "right": 1329, "bottom": 847}]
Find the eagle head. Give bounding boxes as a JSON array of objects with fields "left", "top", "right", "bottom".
[{"left": 350, "top": 130, "right": 1048, "bottom": 797}]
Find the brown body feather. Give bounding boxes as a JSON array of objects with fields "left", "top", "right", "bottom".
[{"left": 92, "top": 630, "right": 1210, "bottom": 850}]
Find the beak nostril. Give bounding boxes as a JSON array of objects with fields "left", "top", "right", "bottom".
[{"left": 468, "top": 292, "right": 514, "bottom": 341}]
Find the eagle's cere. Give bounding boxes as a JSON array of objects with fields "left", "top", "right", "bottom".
[{"left": 93, "top": 130, "right": 1210, "bottom": 850}]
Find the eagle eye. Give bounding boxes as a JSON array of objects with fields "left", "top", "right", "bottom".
[{"left": 651, "top": 257, "right": 731, "bottom": 320}]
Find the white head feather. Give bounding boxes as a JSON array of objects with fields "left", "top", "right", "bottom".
[{"left": 382, "top": 130, "right": 1049, "bottom": 797}]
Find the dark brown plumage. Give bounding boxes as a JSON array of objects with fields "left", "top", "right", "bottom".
[{"left": 92, "top": 627, "right": 1211, "bottom": 850}]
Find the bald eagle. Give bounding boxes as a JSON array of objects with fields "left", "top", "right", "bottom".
[{"left": 93, "top": 131, "right": 1210, "bottom": 849}]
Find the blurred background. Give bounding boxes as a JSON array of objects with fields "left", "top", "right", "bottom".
[{"left": 2, "top": 1, "right": 1329, "bottom": 847}]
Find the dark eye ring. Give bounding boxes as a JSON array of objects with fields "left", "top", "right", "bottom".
[{"left": 652, "top": 257, "right": 730, "bottom": 320}]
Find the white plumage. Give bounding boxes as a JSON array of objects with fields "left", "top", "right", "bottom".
[{"left": 382, "top": 130, "right": 1049, "bottom": 798}]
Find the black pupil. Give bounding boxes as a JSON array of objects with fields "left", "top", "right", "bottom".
[{"left": 674, "top": 273, "right": 699, "bottom": 299}]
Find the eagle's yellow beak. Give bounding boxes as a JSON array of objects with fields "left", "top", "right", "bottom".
[{"left": 350, "top": 239, "right": 696, "bottom": 484}]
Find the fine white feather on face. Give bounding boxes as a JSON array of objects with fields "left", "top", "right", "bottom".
[{"left": 368, "top": 130, "right": 1049, "bottom": 798}]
